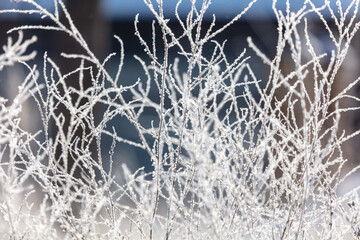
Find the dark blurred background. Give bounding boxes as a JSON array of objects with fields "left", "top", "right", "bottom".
[{"left": 0, "top": 0, "right": 359, "bottom": 185}]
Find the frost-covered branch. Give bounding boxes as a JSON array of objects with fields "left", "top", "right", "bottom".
[{"left": 0, "top": 0, "right": 360, "bottom": 239}]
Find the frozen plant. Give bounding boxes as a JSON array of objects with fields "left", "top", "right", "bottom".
[{"left": 0, "top": 0, "right": 360, "bottom": 239}]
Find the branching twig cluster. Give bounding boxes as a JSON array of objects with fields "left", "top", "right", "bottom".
[{"left": 0, "top": 0, "right": 360, "bottom": 239}]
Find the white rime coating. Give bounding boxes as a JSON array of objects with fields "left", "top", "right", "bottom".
[{"left": 0, "top": 0, "right": 360, "bottom": 239}]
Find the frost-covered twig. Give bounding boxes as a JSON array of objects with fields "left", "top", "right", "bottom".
[{"left": 0, "top": 0, "right": 360, "bottom": 239}]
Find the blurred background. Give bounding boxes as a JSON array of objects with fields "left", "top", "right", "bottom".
[{"left": 0, "top": 0, "right": 359, "bottom": 190}]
